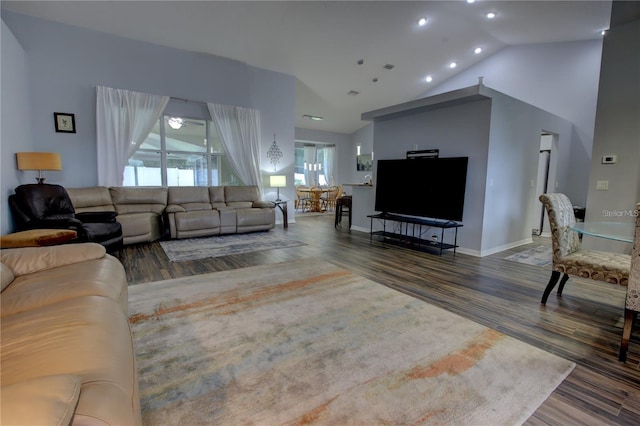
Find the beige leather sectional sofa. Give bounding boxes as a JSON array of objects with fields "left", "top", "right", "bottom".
[
  {"left": 1, "top": 243, "right": 142, "bottom": 425},
  {"left": 67, "top": 185, "right": 275, "bottom": 245}
]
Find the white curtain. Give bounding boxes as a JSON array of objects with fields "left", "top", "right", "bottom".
[
  {"left": 96, "top": 86, "right": 169, "bottom": 186},
  {"left": 207, "top": 103, "right": 262, "bottom": 188},
  {"left": 322, "top": 145, "right": 336, "bottom": 186}
]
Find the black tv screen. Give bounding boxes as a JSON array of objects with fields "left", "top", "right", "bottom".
[{"left": 374, "top": 157, "right": 468, "bottom": 221}]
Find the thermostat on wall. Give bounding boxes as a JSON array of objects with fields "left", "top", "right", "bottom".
[{"left": 601, "top": 154, "right": 617, "bottom": 164}]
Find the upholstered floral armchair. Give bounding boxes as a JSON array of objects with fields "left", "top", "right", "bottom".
[
  {"left": 538, "top": 193, "right": 630, "bottom": 305},
  {"left": 619, "top": 203, "right": 640, "bottom": 362}
]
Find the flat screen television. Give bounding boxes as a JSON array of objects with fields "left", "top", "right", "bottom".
[{"left": 374, "top": 157, "right": 468, "bottom": 222}]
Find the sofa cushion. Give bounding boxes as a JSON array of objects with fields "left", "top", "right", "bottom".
[
  {"left": 67, "top": 187, "right": 115, "bottom": 213},
  {"left": 168, "top": 187, "right": 210, "bottom": 205},
  {"left": 109, "top": 187, "right": 167, "bottom": 215},
  {"left": 208, "top": 186, "right": 225, "bottom": 204},
  {"left": 1, "top": 374, "right": 81, "bottom": 426},
  {"left": 1, "top": 243, "right": 106, "bottom": 277},
  {"left": 1, "top": 254, "right": 128, "bottom": 317},
  {"left": 224, "top": 186, "right": 260, "bottom": 203},
  {"left": 0, "top": 229, "right": 78, "bottom": 249},
  {"left": 1, "top": 262, "right": 15, "bottom": 291},
  {"left": 1, "top": 296, "right": 141, "bottom": 425}
]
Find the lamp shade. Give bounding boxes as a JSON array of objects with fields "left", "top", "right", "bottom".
[
  {"left": 16, "top": 152, "right": 62, "bottom": 171},
  {"left": 270, "top": 175, "right": 287, "bottom": 188}
]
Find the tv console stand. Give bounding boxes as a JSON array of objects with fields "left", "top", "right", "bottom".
[{"left": 367, "top": 213, "right": 463, "bottom": 255}]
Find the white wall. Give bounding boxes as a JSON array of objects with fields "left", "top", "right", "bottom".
[
  {"left": 420, "top": 40, "right": 604, "bottom": 206},
  {"left": 1, "top": 10, "right": 295, "bottom": 231},
  {"left": 1, "top": 20, "right": 34, "bottom": 234}
]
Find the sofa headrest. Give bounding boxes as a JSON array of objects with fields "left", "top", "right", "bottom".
[
  {"left": 66, "top": 187, "right": 114, "bottom": 212},
  {"left": 13, "top": 184, "right": 76, "bottom": 220},
  {"left": 224, "top": 186, "right": 260, "bottom": 203},
  {"left": 168, "top": 187, "right": 210, "bottom": 204}
]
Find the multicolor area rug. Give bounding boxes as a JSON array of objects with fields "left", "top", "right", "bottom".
[
  {"left": 129, "top": 259, "right": 574, "bottom": 425},
  {"left": 159, "top": 232, "right": 306, "bottom": 261},
  {"left": 504, "top": 245, "right": 553, "bottom": 266}
]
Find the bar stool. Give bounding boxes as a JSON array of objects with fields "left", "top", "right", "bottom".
[{"left": 335, "top": 195, "right": 352, "bottom": 228}]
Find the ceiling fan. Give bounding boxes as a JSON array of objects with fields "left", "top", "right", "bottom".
[{"left": 166, "top": 117, "right": 204, "bottom": 130}]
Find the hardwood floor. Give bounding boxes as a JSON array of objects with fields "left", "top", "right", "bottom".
[{"left": 114, "top": 214, "right": 640, "bottom": 424}]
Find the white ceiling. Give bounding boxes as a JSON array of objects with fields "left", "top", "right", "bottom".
[{"left": 2, "top": 1, "right": 612, "bottom": 134}]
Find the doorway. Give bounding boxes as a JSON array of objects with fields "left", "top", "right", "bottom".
[{"left": 532, "top": 133, "right": 554, "bottom": 236}]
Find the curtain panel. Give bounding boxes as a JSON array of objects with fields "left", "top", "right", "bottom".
[
  {"left": 96, "top": 86, "right": 169, "bottom": 186},
  {"left": 207, "top": 103, "right": 262, "bottom": 189}
]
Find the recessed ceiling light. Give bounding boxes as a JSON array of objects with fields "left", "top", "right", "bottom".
[
  {"left": 425, "top": 75, "right": 433, "bottom": 83},
  {"left": 449, "top": 62, "right": 457, "bottom": 69},
  {"left": 303, "top": 114, "right": 324, "bottom": 121},
  {"left": 418, "top": 18, "right": 428, "bottom": 26},
  {"left": 486, "top": 12, "right": 496, "bottom": 19},
  {"left": 467, "top": 0, "right": 475, "bottom": 3},
  {"left": 601, "top": 29, "right": 607, "bottom": 36},
  {"left": 474, "top": 47, "right": 482, "bottom": 54}
]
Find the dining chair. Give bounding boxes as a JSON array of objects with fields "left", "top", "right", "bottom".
[
  {"left": 335, "top": 195, "right": 352, "bottom": 228},
  {"left": 321, "top": 185, "right": 340, "bottom": 212},
  {"left": 295, "top": 185, "right": 311, "bottom": 212},
  {"left": 619, "top": 203, "right": 640, "bottom": 362},
  {"left": 539, "top": 193, "right": 630, "bottom": 305}
]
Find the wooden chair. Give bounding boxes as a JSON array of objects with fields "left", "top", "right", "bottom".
[
  {"left": 619, "top": 203, "right": 640, "bottom": 362},
  {"left": 295, "top": 185, "right": 311, "bottom": 212},
  {"left": 321, "top": 185, "right": 341, "bottom": 212},
  {"left": 539, "top": 193, "right": 630, "bottom": 305},
  {"left": 335, "top": 195, "right": 352, "bottom": 228}
]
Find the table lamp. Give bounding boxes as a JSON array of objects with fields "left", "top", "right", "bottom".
[
  {"left": 270, "top": 175, "right": 286, "bottom": 201},
  {"left": 16, "top": 152, "right": 62, "bottom": 183}
]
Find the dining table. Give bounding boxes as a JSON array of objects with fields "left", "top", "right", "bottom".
[{"left": 299, "top": 188, "right": 330, "bottom": 212}]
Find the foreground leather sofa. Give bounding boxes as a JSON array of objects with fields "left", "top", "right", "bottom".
[{"left": 0, "top": 243, "right": 142, "bottom": 425}]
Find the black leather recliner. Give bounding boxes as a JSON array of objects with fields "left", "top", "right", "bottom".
[{"left": 9, "top": 184, "right": 123, "bottom": 252}]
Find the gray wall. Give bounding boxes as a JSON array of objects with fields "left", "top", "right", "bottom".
[
  {"left": 1, "top": 10, "right": 295, "bottom": 232},
  {"left": 481, "top": 87, "right": 573, "bottom": 253},
  {"left": 583, "top": 16, "right": 639, "bottom": 253},
  {"left": 1, "top": 20, "right": 34, "bottom": 235},
  {"left": 367, "top": 99, "right": 492, "bottom": 252},
  {"left": 421, "top": 40, "right": 604, "bottom": 207}
]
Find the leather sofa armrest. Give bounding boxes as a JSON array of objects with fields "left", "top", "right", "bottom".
[
  {"left": 165, "top": 205, "right": 186, "bottom": 213},
  {"left": 76, "top": 211, "right": 118, "bottom": 223},
  {"left": 0, "top": 243, "right": 106, "bottom": 276},
  {"left": 252, "top": 201, "right": 275, "bottom": 208},
  {"left": 26, "top": 218, "right": 83, "bottom": 230}
]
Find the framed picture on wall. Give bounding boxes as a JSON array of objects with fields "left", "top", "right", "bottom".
[
  {"left": 356, "top": 154, "right": 372, "bottom": 171},
  {"left": 54, "top": 112, "right": 76, "bottom": 133}
]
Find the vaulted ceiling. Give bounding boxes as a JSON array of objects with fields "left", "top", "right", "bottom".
[{"left": 2, "top": 1, "right": 612, "bottom": 134}]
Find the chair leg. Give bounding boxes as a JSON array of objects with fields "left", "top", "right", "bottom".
[
  {"left": 619, "top": 308, "right": 635, "bottom": 362},
  {"left": 556, "top": 273, "right": 570, "bottom": 296},
  {"left": 541, "top": 271, "right": 561, "bottom": 305}
]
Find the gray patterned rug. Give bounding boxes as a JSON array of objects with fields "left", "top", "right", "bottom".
[
  {"left": 129, "top": 259, "right": 575, "bottom": 425},
  {"left": 159, "top": 232, "right": 307, "bottom": 261},
  {"left": 504, "top": 245, "right": 552, "bottom": 266}
]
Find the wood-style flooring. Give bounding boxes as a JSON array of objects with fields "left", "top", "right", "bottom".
[{"left": 114, "top": 214, "right": 640, "bottom": 425}]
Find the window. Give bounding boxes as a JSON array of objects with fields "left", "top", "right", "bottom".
[
  {"left": 125, "top": 115, "right": 243, "bottom": 187},
  {"left": 294, "top": 143, "right": 335, "bottom": 186}
]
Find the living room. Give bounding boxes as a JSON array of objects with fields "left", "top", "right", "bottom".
[{"left": 1, "top": 1, "right": 639, "bottom": 424}]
